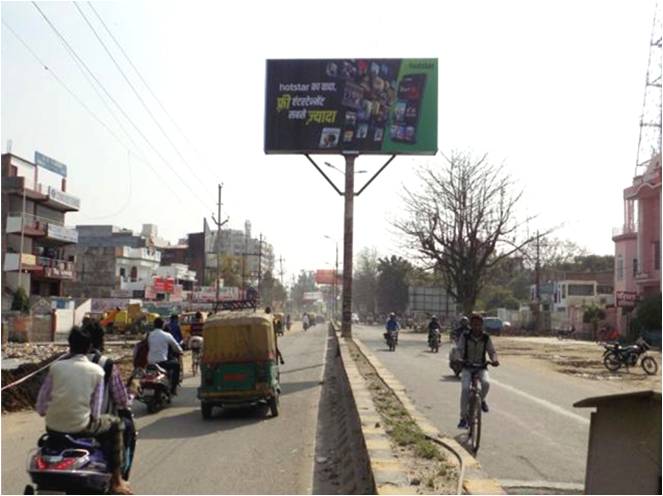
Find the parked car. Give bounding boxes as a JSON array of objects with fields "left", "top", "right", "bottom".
[{"left": 483, "top": 317, "right": 503, "bottom": 336}]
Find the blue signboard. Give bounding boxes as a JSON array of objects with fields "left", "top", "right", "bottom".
[{"left": 34, "top": 151, "right": 67, "bottom": 177}]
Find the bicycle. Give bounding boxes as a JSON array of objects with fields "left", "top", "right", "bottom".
[{"left": 464, "top": 361, "right": 497, "bottom": 454}]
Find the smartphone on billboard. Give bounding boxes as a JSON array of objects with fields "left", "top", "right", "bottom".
[{"left": 390, "top": 74, "right": 427, "bottom": 144}]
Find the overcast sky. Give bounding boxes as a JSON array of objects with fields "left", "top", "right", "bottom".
[{"left": 1, "top": 0, "right": 657, "bottom": 284}]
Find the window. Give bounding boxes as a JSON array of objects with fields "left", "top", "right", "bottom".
[
  {"left": 597, "top": 285, "right": 614, "bottom": 295},
  {"left": 633, "top": 258, "right": 638, "bottom": 277},
  {"left": 562, "top": 284, "right": 567, "bottom": 298},
  {"left": 616, "top": 255, "right": 624, "bottom": 280},
  {"left": 655, "top": 241, "right": 661, "bottom": 271},
  {"left": 568, "top": 284, "right": 594, "bottom": 296},
  {"left": 119, "top": 268, "right": 126, "bottom": 280},
  {"left": 130, "top": 266, "right": 138, "bottom": 282}
]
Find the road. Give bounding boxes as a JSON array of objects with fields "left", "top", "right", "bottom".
[
  {"left": 353, "top": 325, "right": 629, "bottom": 492},
  {"left": 1, "top": 324, "right": 327, "bottom": 495}
]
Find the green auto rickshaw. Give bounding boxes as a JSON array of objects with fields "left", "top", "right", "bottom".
[{"left": 197, "top": 308, "right": 281, "bottom": 419}]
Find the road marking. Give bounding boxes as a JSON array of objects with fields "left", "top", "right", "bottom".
[{"left": 490, "top": 378, "right": 590, "bottom": 425}]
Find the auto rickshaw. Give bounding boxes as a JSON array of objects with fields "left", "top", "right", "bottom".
[{"left": 197, "top": 307, "right": 280, "bottom": 419}]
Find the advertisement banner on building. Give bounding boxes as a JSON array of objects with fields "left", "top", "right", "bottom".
[
  {"left": 153, "top": 277, "right": 175, "bottom": 294},
  {"left": 303, "top": 291, "right": 324, "bottom": 302},
  {"left": 265, "top": 58, "right": 437, "bottom": 155},
  {"left": 191, "top": 286, "right": 240, "bottom": 303},
  {"left": 616, "top": 291, "right": 638, "bottom": 308},
  {"left": 315, "top": 269, "right": 342, "bottom": 285},
  {"left": 35, "top": 151, "right": 67, "bottom": 177}
]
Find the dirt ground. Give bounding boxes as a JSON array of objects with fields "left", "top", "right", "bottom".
[{"left": 495, "top": 336, "right": 662, "bottom": 392}]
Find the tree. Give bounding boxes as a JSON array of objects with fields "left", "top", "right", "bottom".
[
  {"left": 291, "top": 271, "right": 317, "bottom": 311},
  {"left": 220, "top": 255, "right": 242, "bottom": 287},
  {"left": 583, "top": 304, "right": 606, "bottom": 339},
  {"left": 11, "top": 287, "right": 30, "bottom": 313},
  {"left": 395, "top": 152, "right": 541, "bottom": 315},
  {"left": 376, "top": 256, "right": 411, "bottom": 314},
  {"left": 261, "top": 270, "right": 287, "bottom": 307},
  {"left": 353, "top": 247, "right": 379, "bottom": 314},
  {"left": 629, "top": 294, "right": 662, "bottom": 341}
]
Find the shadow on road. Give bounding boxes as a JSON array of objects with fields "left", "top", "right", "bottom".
[
  {"left": 281, "top": 380, "right": 320, "bottom": 396},
  {"left": 440, "top": 374, "right": 461, "bottom": 382},
  {"left": 280, "top": 363, "right": 323, "bottom": 375},
  {"left": 138, "top": 406, "right": 269, "bottom": 439}
]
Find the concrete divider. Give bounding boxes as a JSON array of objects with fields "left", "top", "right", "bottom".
[{"left": 351, "top": 336, "right": 506, "bottom": 495}]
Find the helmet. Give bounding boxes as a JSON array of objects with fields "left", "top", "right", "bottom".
[
  {"left": 460, "top": 316, "right": 469, "bottom": 325},
  {"left": 389, "top": 312, "right": 396, "bottom": 318},
  {"left": 431, "top": 315, "right": 438, "bottom": 320}
]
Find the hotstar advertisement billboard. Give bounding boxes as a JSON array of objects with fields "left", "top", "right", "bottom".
[{"left": 265, "top": 59, "right": 437, "bottom": 155}]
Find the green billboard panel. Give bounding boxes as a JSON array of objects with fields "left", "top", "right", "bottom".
[{"left": 265, "top": 58, "right": 437, "bottom": 155}]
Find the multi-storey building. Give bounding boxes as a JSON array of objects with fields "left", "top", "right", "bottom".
[{"left": 1, "top": 152, "right": 80, "bottom": 303}]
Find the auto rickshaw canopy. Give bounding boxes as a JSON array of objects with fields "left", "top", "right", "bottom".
[{"left": 202, "top": 311, "right": 276, "bottom": 364}]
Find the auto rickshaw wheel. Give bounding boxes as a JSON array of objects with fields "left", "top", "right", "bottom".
[
  {"left": 201, "top": 402, "right": 213, "bottom": 420},
  {"left": 268, "top": 395, "right": 279, "bottom": 417}
]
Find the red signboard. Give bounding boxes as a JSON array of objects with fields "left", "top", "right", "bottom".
[
  {"left": 153, "top": 277, "right": 175, "bottom": 293},
  {"left": 315, "top": 269, "right": 341, "bottom": 285},
  {"left": 616, "top": 291, "right": 638, "bottom": 308}
]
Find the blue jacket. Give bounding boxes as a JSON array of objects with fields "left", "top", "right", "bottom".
[
  {"left": 385, "top": 318, "right": 400, "bottom": 332},
  {"left": 167, "top": 320, "right": 183, "bottom": 343}
]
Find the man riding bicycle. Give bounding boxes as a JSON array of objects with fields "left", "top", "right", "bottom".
[{"left": 457, "top": 314, "right": 499, "bottom": 429}]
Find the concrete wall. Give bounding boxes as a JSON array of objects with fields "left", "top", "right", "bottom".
[
  {"left": 585, "top": 398, "right": 661, "bottom": 494},
  {"left": 54, "top": 308, "right": 74, "bottom": 333}
]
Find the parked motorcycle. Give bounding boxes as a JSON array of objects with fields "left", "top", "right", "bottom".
[
  {"left": 135, "top": 363, "right": 174, "bottom": 413},
  {"left": 384, "top": 331, "right": 398, "bottom": 351},
  {"left": 429, "top": 329, "right": 441, "bottom": 353},
  {"left": 602, "top": 338, "right": 658, "bottom": 375},
  {"left": 24, "top": 413, "right": 135, "bottom": 495}
]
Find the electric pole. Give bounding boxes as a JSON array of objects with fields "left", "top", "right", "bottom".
[{"left": 211, "top": 183, "right": 228, "bottom": 311}]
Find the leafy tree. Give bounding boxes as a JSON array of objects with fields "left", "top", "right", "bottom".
[
  {"left": 291, "top": 271, "right": 317, "bottom": 311},
  {"left": 353, "top": 247, "right": 379, "bottom": 314},
  {"left": 395, "top": 152, "right": 542, "bottom": 315},
  {"left": 478, "top": 285, "right": 520, "bottom": 312},
  {"left": 376, "top": 255, "right": 411, "bottom": 314},
  {"left": 583, "top": 304, "right": 606, "bottom": 338},
  {"left": 629, "top": 294, "right": 662, "bottom": 341},
  {"left": 220, "top": 255, "right": 242, "bottom": 288},
  {"left": 261, "top": 270, "right": 287, "bottom": 307},
  {"left": 11, "top": 287, "right": 30, "bottom": 313}
]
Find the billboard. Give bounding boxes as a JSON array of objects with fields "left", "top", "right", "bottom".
[
  {"left": 315, "top": 269, "right": 342, "bottom": 285},
  {"left": 35, "top": 151, "right": 67, "bottom": 177},
  {"left": 265, "top": 59, "right": 437, "bottom": 155}
]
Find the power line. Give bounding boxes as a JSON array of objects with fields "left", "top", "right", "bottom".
[
  {"left": 72, "top": 2, "right": 211, "bottom": 192},
  {"left": 31, "top": 2, "right": 212, "bottom": 214},
  {"left": 86, "top": 2, "right": 211, "bottom": 173},
  {"left": 2, "top": 18, "right": 186, "bottom": 205}
]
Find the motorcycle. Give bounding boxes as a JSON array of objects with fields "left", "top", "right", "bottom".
[
  {"left": 135, "top": 363, "right": 174, "bottom": 413},
  {"left": 602, "top": 338, "right": 658, "bottom": 375},
  {"left": 24, "top": 413, "right": 136, "bottom": 495},
  {"left": 429, "top": 329, "right": 441, "bottom": 353},
  {"left": 384, "top": 331, "right": 398, "bottom": 351}
]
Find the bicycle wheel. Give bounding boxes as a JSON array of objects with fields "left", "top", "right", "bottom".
[
  {"left": 469, "top": 393, "right": 482, "bottom": 454},
  {"left": 641, "top": 356, "right": 658, "bottom": 375}
]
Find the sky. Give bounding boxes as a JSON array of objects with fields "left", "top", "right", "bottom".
[{"left": 1, "top": 0, "right": 658, "bottom": 285}]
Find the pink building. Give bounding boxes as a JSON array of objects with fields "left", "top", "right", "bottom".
[{"left": 613, "top": 152, "right": 661, "bottom": 334}]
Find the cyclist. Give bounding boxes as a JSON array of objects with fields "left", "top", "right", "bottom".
[{"left": 457, "top": 314, "right": 499, "bottom": 429}]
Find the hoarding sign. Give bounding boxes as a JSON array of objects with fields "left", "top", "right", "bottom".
[
  {"left": 616, "top": 291, "right": 638, "bottom": 308},
  {"left": 35, "top": 151, "right": 67, "bottom": 177},
  {"left": 315, "top": 269, "right": 342, "bottom": 285},
  {"left": 303, "top": 291, "right": 324, "bottom": 302},
  {"left": 265, "top": 58, "right": 437, "bottom": 155}
]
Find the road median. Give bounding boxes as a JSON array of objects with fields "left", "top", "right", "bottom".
[{"left": 350, "top": 331, "right": 506, "bottom": 495}]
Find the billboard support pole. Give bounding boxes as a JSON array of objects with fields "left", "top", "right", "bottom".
[
  {"left": 341, "top": 152, "right": 357, "bottom": 338},
  {"left": 355, "top": 154, "right": 396, "bottom": 196},
  {"left": 305, "top": 155, "right": 344, "bottom": 196}
]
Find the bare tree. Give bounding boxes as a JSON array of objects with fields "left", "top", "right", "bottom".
[{"left": 395, "top": 152, "right": 544, "bottom": 315}]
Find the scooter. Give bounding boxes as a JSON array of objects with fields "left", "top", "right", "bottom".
[
  {"left": 384, "top": 331, "right": 398, "bottom": 351},
  {"left": 136, "top": 363, "right": 173, "bottom": 413},
  {"left": 24, "top": 412, "right": 136, "bottom": 495}
]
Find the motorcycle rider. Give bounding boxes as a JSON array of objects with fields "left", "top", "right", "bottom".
[
  {"left": 302, "top": 313, "right": 310, "bottom": 331},
  {"left": 147, "top": 317, "right": 183, "bottom": 395},
  {"left": 85, "top": 321, "right": 136, "bottom": 480},
  {"left": 427, "top": 315, "right": 442, "bottom": 347},
  {"left": 36, "top": 326, "right": 133, "bottom": 495},
  {"left": 385, "top": 312, "right": 400, "bottom": 344},
  {"left": 457, "top": 314, "right": 499, "bottom": 429},
  {"left": 166, "top": 314, "right": 183, "bottom": 344},
  {"left": 452, "top": 316, "right": 471, "bottom": 342}
]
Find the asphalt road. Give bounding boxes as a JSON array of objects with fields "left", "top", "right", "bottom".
[
  {"left": 352, "top": 325, "right": 619, "bottom": 491},
  {"left": 1, "top": 324, "right": 327, "bottom": 495}
]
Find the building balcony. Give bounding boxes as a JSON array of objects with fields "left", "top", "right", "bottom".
[
  {"left": 115, "top": 246, "right": 161, "bottom": 263},
  {"left": 1, "top": 176, "right": 48, "bottom": 201},
  {"left": 34, "top": 257, "right": 75, "bottom": 280},
  {"left": 4, "top": 214, "right": 78, "bottom": 243},
  {"left": 3, "top": 253, "right": 39, "bottom": 272},
  {"left": 612, "top": 225, "right": 637, "bottom": 241}
]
